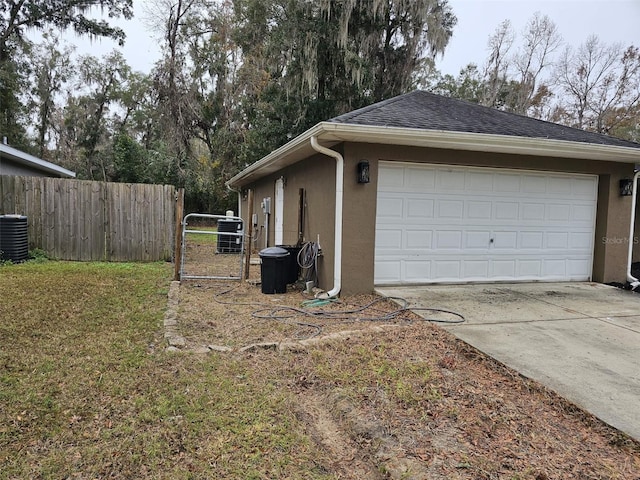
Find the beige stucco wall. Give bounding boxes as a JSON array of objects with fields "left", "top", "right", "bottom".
[
  {"left": 241, "top": 141, "right": 636, "bottom": 294},
  {"left": 240, "top": 151, "right": 339, "bottom": 290}
]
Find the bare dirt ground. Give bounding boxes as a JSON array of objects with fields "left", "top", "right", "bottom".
[{"left": 175, "top": 242, "right": 640, "bottom": 479}]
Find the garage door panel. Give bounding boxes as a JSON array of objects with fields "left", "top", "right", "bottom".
[
  {"left": 406, "top": 168, "right": 436, "bottom": 190},
  {"left": 572, "top": 204, "right": 596, "bottom": 222},
  {"left": 375, "top": 163, "right": 597, "bottom": 284},
  {"left": 522, "top": 203, "right": 546, "bottom": 220},
  {"left": 463, "top": 260, "right": 490, "bottom": 278},
  {"left": 573, "top": 177, "right": 598, "bottom": 196},
  {"left": 405, "top": 230, "right": 433, "bottom": 249},
  {"left": 376, "top": 229, "right": 402, "bottom": 249},
  {"left": 492, "top": 259, "right": 517, "bottom": 277},
  {"left": 405, "top": 261, "right": 431, "bottom": 281},
  {"left": 465, "top": 172, "right": 494, "bottom": 191},
  {"left": 407, "top": 199, "right": 434, "bottom": 218},
  {"left": 547, "top": 204, "right": 571, "bottom": 221},
  {"left": 375, "top": 259, "right": 402, "bottom": 283},
  {"left": 494, "top": 202, "right": 519, "bottom": 220},
  {"left": 465, "top": 231, "right": 492, "bottom": 249},
  {"left": 493, "top": 231, "right": 518, "bottom": 249},
  {"left": 543, "top": 259, "right": 567, "bottom": 276},
  {"left": 379, "top": 166, "right": 405, "bottom": 188},
  {"left": 437, "top": 170, "right": 466, "bottom": 191},
  {"left": 434, "top": 260, "right": 461, "bottom": 279},
  {"left": 520, "top": 231, "right": 544, "bottom": 249},
  {"left": 467, "top": 201, "right": 492, "bottom": 219},
  {"left": 570, "top": 232, "right": 593, "bottom": 249},
  {"left": 523, "top": 175, "right": 547, "bottom": 193},
  {"left": 377, "top": 196, "right": 404, "bottom": 218},
  {"left": 379, "top": 256, "right": 595, "bottom": 284},
  {"left": 548, "top": 176, "right": 570, "bottom": 194},
  {"left": 546, "top": 232, "right": 569, "bottom": 249},
  {"left": 518, "top": 260, "right": 543, "bottom": 276},
  {"left": 435, "top": 231, "right": 463, "bottom": 249},
  {"left": 569, "top": 259, "right": 592, "bottom": 276},
  {"left": 437, "top": 200, "right": 464, "bottom": 218},
  {"left": 495, "top": 173, "right": 521, "bottom": 192}
]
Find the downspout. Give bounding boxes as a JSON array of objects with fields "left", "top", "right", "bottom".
[
  {"left": 310, "top": 135, "right": 343, "bottom": 298},
  {"left": 226, "top": 183, "right": 242, "bottom": 219},
  {"left": 626, "top": 170, "right": 640, "bottom": 287}
]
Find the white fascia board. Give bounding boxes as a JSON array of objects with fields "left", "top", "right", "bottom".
[
  {"left": 227, "top": 122, "right": 640, "bottom": 188},
  {"left": 0, "top": 143, "right": 76, "bottom": 178},
  {"left": 319, "top": 123, "right": 640, "bottom": 163}
]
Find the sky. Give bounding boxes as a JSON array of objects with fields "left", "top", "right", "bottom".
[
  {"left": 67, "top": 0, "right": 640, "bottom": 77},
  {"left": 437, "top": 0, "right": 640, "bottom": 76}
]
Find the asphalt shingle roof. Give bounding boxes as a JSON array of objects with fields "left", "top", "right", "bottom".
[{"left": 329, "top": 90, "right": 640, "bottom": 149}]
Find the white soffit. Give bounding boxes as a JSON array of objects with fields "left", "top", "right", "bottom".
[{"left": 227, "top": 122, "right": 640, "bottom": 188}]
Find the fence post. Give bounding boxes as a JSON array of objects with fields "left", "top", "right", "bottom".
[{"left": 173, "top": 188, "right": 185, "bottom": 281}]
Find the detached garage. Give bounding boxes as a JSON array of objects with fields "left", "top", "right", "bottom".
[{"left": 227, "top": 91, "right": 640, "bottom": 295}]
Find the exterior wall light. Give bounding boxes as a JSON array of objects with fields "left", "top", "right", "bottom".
[
  {"left": 357, "top": 160, "right": 370, "bottom": 184},
  {"left": 620, "top": 178, "right": 634, "bottom": 196}
]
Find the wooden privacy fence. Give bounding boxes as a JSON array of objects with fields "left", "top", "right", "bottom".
[{"left": 0, "top": 176, "right": 178, "bottom": 262}]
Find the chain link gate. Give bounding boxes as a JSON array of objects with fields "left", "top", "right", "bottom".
[{"left": 179, "top": 213, "right": 245, "bottom": 281}]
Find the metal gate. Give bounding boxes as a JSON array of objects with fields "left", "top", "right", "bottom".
[{"left": 179, "top": 213, "right": 245, "bottom": 281}]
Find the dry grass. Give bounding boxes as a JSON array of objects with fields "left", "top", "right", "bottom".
[
  {"left": 180, "top": 231, "right": 246, "bottom": 279},
  {"left": 178, "top": 280, "right": 406, "bottom": 349},
  {"left": 2, "top": 254, "right": 640, "bottom": 479},
  {"left": 174, "top": 252, "right": 640, "bottom": 478},
  {"left": 0, "top": 261, "right": 330, "bottom": 479}
]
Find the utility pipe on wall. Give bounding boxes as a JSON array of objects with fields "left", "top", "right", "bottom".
[
  {"left": 226, "top": 183, "right": 242, "bottom": 218},
  {"left": 626, "top": 171, "right": 640, "bottom": 287},
  {"left": 310, "top": 135, "right": 343, "bottom": 298}
]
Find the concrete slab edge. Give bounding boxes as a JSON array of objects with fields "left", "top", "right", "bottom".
[
  {"left": 164, "top": 280, "right": 186, "bottom": 349},
  {"left": 447, "top": 333, "right": 640, "bottom": 446}
]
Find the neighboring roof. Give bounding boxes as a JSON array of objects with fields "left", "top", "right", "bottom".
[
  {"left": 0, "top": 143, "right": 76, "bottom": 178},
  {"left": 330, "top": 90, "right": 640, "bottom": 150},
  {"left": 228, "top": 90, "right": 640, "bottom": 188}
]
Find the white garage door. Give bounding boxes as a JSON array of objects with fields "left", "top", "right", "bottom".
[{"left": 375, "top": 162, "right": 598, "bottom": 284}]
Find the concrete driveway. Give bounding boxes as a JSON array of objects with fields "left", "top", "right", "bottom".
[{"left": 376, "top": 282, "right": 640, "bottom": 441}]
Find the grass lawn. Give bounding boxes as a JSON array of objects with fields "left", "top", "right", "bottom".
[
  {"left": 0, "top": 261, "right": 327, "bottom": 479},
  {"left": 1, "top": 260, "right": 639, "bottom": 479},
  {"left": 184, "top": 226, "right": 218, "bottom": 248}
]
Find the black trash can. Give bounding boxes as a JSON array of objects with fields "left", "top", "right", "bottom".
[
  {"left": 276, "top": 245, "right": 302, "bottom": 284},
  {"left": 259, "top": 247, "right": 290, "bottom": 294}
]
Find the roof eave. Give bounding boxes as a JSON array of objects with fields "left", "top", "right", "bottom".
[
  {"left": 323, "top": 123, "right": 640, "bottom": 162},
  {"left": 226, "top": 124, "right": 326, "bottom": 188},
  {"left": 0, "top": 143, "right": 76, "bottom": 178},
  {"left": 227, "top": 123, "right": 640, "bottom": 188}
]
